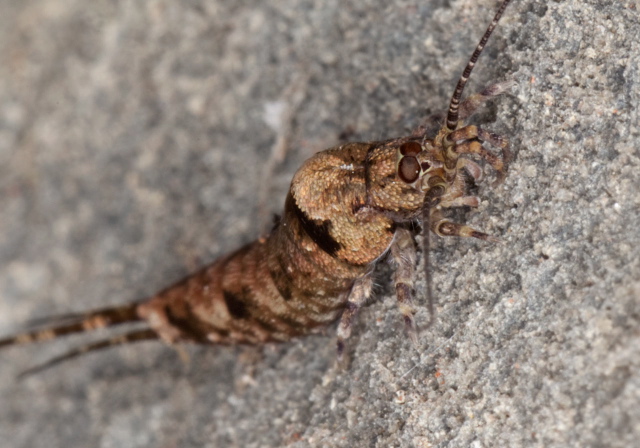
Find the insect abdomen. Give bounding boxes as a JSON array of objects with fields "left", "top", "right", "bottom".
[{"left": 140, "top": 144, "right": 392, "bottom": 345}]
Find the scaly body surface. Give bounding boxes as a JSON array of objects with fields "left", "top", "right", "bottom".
[{"left": 1, "top": 0, "right": 513, "bottom": 376}]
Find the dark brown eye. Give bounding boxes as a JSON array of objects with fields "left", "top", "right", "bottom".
[
  {"left": 420, "top": 161, "right": 431, "bottom": 171},
  {"left": 399, "top": 141, "right": 421, "bottom": 156},
  {"left": 398, "top": 156, "right": 420, "bottom": 183}
]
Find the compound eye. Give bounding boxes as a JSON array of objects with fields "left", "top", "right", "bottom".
[
  {"left": 398, "top": 156, "right": 420, "bottom": 183},
  {"left": 399, "top": 141, "right": 422, "bottom": 156}
]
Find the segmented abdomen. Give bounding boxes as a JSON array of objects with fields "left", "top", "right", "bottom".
[
  {"left": 138, "top": 194, "right": 372, "bottom": 345},
  {"left": 139, "top": 142, "right": 398, "bottom": 345}
]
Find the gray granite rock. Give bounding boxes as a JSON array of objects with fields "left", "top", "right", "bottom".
[{"left": 0, "top": 0, "right": 638, "bottom": 447}]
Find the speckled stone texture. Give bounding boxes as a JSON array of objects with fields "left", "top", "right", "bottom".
[{"left": 0, "top": 1, "right": 638, "bottom": 447}]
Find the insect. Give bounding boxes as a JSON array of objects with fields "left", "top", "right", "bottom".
[{"left": 1, "top": 0, "right": 513, "bottom": 377}]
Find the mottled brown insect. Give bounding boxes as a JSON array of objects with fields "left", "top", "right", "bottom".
[{"left": 1, "top": 0, "right": 513, "bottom": 377}]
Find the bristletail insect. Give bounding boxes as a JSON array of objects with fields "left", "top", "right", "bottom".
[{"left": 1, "top": 0, "right": 514, "bottom": 378}]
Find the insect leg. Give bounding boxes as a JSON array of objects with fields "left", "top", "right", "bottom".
[
  {"left": 439, "top": 161, "right": 482, "bottom": 209},
  {"left": 458, "top": 158, "right": 484, "bottom": 183},
  {"left": 431, "top": 212, "right": 500, "bottom": 243},
  {"left": 389, "top": 228, "right": 419, "bottom": 345},
  {"left": 458, "top": 80, "right": 515, "bottom": 121},
  {"left": 450, "top": 138, "right": 508, "bottom": 185},
  {"left": 450, "top": 122, "right": 510, "bottom": 156},
  {"left": 440, "top": 195, "right": 480, "bottom": 209},
  {"left": 336, "top": 274, "right": 374, "bottom": 360}
]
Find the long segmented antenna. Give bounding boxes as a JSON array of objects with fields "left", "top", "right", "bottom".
[
  {"left": 422, "top": 202, "right": 435, "bottom": 327},
  {"left": 446, "top": 0, "right": 512, "bottom": 131}
]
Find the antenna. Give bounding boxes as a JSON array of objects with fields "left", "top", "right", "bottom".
[{"left": 445, "top": 0, "right": 512, "bottom": 131}]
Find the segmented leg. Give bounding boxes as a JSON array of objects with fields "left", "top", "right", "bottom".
[
  {"left": 451, "top": 139, "right": 508, "bottom": 184},
  {"left": 438, "top": 160, "right": 481, "bottom": 209},
  {"left": 458, "top": 80, "right": 515, "bottom": 121},
  {"left": 431, "top": 210, "right": 500, "bottom": 243},
  {"left": 440, "top": 195, "right": 480, "bottom": 208},
  {"left": 445, "top": 121, "right": 511, "bottom": 184},
  {"left": 449, "top": 123, "right": 510, "bottom": 166},
  {"left": 458, "top": 158, "right": 484, "bottom": 183},
  {"left": 442, "top": 124, "right": 509, "bottom": 185},
  {"left": 389, "top": 228, "right": 419, "bottom": 345},
  {"left": 336, "top": 274, "right": 374, "bottom": 359},
  {"left": 449, "top": 121, "right": 508, "bottom": 152}
]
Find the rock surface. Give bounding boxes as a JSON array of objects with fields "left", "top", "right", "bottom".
[{"left": 0, "top": 0, "right": 638, "bottom": 447}]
